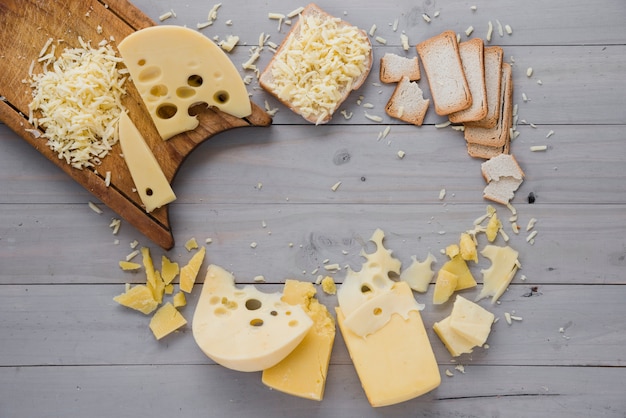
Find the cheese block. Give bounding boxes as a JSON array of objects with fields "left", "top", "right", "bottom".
[
  {"left": 118, "top": 112, "right": 176, "bottom": 212},
  {"left": 440, "top": 255, "right": 477, "bottom": 291},
  {"left": 192, "top": 264, "right": 313, "bottom": 372},
  {"left": 149, "top": 302, "right": 187, "bottom": 340},
  {"left": 336, "top": 281, "right": 441, "bottom": 407},
  {"left": 449, "top": 295, "right": 495, "bottom": 347},
  {"left": 118, "top": 25, "right": 252, "bottom": 140},
  {"left": 433, "top": 315, "right": 476, "bottom": 357},
  {"left": 475, "top": 245, "right": 519, "bottom": 303},
  {"left": 262, "top": 280, "right": 335, "bottom": 401},
  {"left": 337, "top": 229, "right": 401, "bottom": 318}
]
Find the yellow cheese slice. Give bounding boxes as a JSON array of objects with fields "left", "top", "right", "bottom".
[
  {"left": 118, "top": 260, "right": 141, "bottom": 271},
  {"left": 342, "top": 282, "right": 424, "bottom": 337},
  {"left": 192, "top": 264, "right": 313, "bottom": 372},
  {"left": 336, "top": 282, "right": 441, "bottom": 407},
  {"left": 118, "top": 113, "right": 176, "bottom": 213},
  {"left": 475, "top": 244, "right": 519, "bottom": 303},
  {"left": 433, "top": 315, "right": 476, "bottom": 357},
  {"left": 161, "top": 255, "right": 179, "bottom": 285},
  {"left": 118, "top": 25, "right": 252, "bottom": 140},
  {"left": 113, "top": 284, "right": 158, "bottom": 315},
  {"left": 179, "top": 246, "right": 206, "bottom": 293},
  {"left": 262, "top": 280, "right": 335, "bottom": 401},
  {"left": 173, "top": 292, "right": 187, "bottom": 308},
  {"left": 449, "top": 295, "right": 495, "bottom": 347},
  {"left": 149, "top": 302, "right": 187, "bottom": 340}
]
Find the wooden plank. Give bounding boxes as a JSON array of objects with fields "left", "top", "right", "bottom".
[
  {"left": 1, "top": 202, "right": 624, "bottom": 286},
  {"left": 1, "top": 281, "right": 625, "bottom": 367},
  {"left": 0, "top": 364, "right": 624, "bottom": 417},
  {"left": 3, "top": 123, "right": 626, "bottom": 206}
]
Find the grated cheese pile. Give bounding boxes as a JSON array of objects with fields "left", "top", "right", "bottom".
[
  {"left": 267, "top": 13, "right": 370, "bottom": 124},
  {"left": 28, "top": 37, "right": 127, "bottom": 169}
]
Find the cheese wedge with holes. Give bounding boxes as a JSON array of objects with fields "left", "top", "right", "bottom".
[
  {"left": 118, "top": 25, "right": 252, "bottom": 140},
  {"left": 192, "top": 264, "right": 313, "bottom": 372},
  {"left": 262, "top": 280, "right": 335, "bottom": 401},
  {"left": 118, "top": 113, "right": 176, "bottom": 212},
  {"left": 336, "top": 281, "right": 440, "bottom": 407}
]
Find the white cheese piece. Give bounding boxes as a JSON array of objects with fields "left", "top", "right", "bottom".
[
  {"left": 337, "top": 229, "right": 401, "bottom": 319},
  {"left": 399, "top": 253, "right": 436, "bottom": 293},
  {"left": 118, "top": 26, "right": 251, "bottom": 140},
  {"left": 192, "top": 264, "right": 313, "bottom": 372},
  {"left": 117, "top": 113, "right": 176, "bottom": 212},
  {"left": 475, "top": 245, "right": 519, "bottom": 303},
  {"left": 449, "top": 295, "right": 495, "bottom": 346},
  {"left": 342, "top": 282, "right": 424, "bottom": 337}
]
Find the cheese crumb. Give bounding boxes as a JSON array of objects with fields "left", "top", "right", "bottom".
[
  {"left": 185, "top": 237, "right": 199, "bottom": 251},
  {"left": 331, "top": 181, "right": 342, "bottom": 192},
  {"left": 88, "top": 201, "right": 103, "bottom": 214}
]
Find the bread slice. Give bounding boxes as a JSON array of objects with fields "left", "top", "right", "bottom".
[
  {"left": 464, "top": 46, "right": 503, "bottom": 129},
  {"left": 416, "top": 30, "right": 472, "bottom": 116},
  {"left": 448, "top": 39, "right": 487, "bottom": 123},
  {"left": 464, "top": 62, "right": 513, "bottom": 148},
  {"left": 259, "top": 4, "right": 373, "bottom": 124},
  {"left": 380, "top": 53, "right": 420, "bottom": 83},
  {"left": 481, "top": 154, "right": 524, "bottom": 205},
  {"left": 385, "top": 76, "right": 430, "bottom": 126},
  {"left": 467, "top": 142, "right": 507, "bottom": 159}
]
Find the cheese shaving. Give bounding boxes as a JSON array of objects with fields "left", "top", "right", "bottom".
[
  {"left": 266, "top": 13, "right": 370, "bottom": 124},
  {"left": 28, "top": 37, "right": 126, "bottom": 169}
]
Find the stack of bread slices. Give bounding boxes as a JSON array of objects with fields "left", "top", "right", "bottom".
[{"left": 382, "top": 30, "right": 522, "bottom": 204}]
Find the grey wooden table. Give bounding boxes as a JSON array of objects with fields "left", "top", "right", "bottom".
[{"left": 1, "top": 0, "right": 625, "bottom": 417}]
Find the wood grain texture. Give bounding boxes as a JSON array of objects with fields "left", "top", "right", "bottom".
[{"left": 0, "top": 0, "right": 625, "bottom": 416}]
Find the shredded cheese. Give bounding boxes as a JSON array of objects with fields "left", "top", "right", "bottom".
[
  {"left": 266, "top": 12, "right": 371, "bottom": 124},
  {"left": 28, "top": 37, "right": 126, "bottom": 169}
]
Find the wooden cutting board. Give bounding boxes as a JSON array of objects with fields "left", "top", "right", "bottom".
[{"left": 0, "top": 0, "right": 272, "bottom": 250}]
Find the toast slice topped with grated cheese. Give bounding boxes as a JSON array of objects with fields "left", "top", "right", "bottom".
[{"left": 259, "top": 3, "right": 373, "bottom": 124}]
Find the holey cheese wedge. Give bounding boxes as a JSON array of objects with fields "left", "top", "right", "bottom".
[
  {"left": 192, "top": 265, "right": 313, "bottom": 372},
  {"left": 118, "top": 26, "right": 252, "bottom": 140},
  {"left": 336, "top": 282, "right": 441, "bottom": 407}
]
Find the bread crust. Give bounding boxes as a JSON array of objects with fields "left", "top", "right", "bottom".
[
  {"left": 258, "top": 3, "right": 373, "bottom": 124},
  {"left": 417, "top": 30, "right": 472, "bottom": 116}
]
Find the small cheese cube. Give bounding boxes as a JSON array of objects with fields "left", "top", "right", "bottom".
[
  {"left": 433, "top": 316, "right": 476, "bottom": 357},
  {"left": 449, "top": 296, "right": 495, "bottom": 346}
]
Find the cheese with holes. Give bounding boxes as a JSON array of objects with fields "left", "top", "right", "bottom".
[
  {"left": 149, "top": 302, "right": 187, "bottom": 340},
  {"left": 262, "top": 280, "right": 335, "bottom": 401},
  {"left": 337, "top": 229, "right": 401, "bottom": 319},
  {"left": 475, "top": 245, "right": 519, "bottom": 303},
  {"left": 192, "top": 265, "right": 313, "bottom": 372},
  {"left": 118, "top": 112, "right": 176, "bottom": 212},
  {"left": 118, "top": 26, "right": 251, "bottom": 140},
  {"left": 336, "top": 281, "right": 440, "bottom": 407},
  {"left": 399, "top": 253, "right": 436, "bottom": 293}
]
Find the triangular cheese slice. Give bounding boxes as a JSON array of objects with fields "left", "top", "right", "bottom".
[{"left": 118, "top": 25, "right": 252, "bottom": 140}]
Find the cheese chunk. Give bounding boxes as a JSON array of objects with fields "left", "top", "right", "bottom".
[
  {"left": 399, "top": 253, "right": 436, "bottom": 293},
  {"left": 149, "top": 302, "right": 187, "bottom": 340},
  {"left": 179, "top": 246, "right": 206, "bottom": 293},
  {"left": 441, "top": 255, "right": 477, "bottom": 291},
  {"left": 432, "top": 269, "right": 458, "bottom": 304},
  {"left": 113, "top": 284, "right": 158, "bottom": 315},
  {"left": 475, "top": 245, "right": 519, "bottom": 303},
  {"left": 433, "top": 316, "right": 476, "bottom": 357},
  {"left": 192, "top": 265, "right": 313, "bottom": 372},
  {"left": 118, "top": 112, "right": 176, "bottom": 212},
  {"left": 449, "top": 296, "right": 495, "bottom": 346},
  {"left": 336, "top": 281, "right": 440, "bottom": 407},
  {"left": 262, "top": 280, "right": 335, "bottom": 401},
  {"left": 161, "top": 255, "right": 179, "bottom": 285},
  {"left": 118, "top": 26, "right": 251, "bottom": 140}
]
